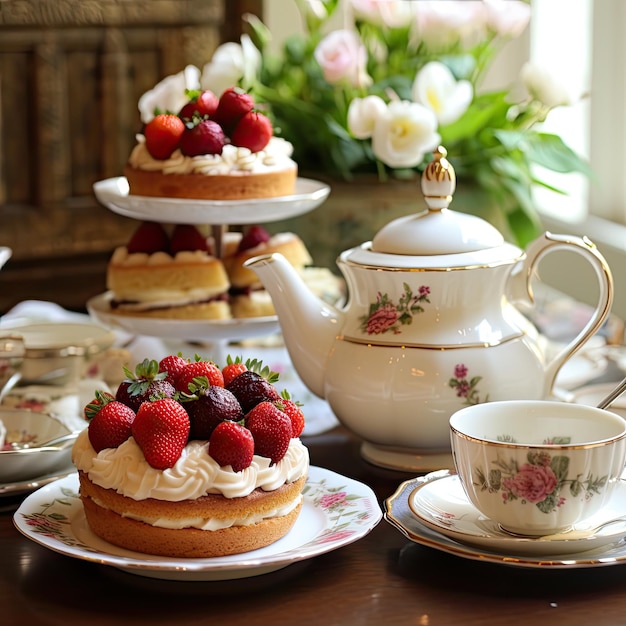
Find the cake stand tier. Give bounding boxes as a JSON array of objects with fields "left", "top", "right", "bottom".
[
  {"left": 87, "top": 292, "right": 280, "bottom": 342},
  {"left": 87, "top": 293, "right": 281, "bottom": 364},
  {"left": 93, "top": 176, "right": 330, "bottom": 225}
]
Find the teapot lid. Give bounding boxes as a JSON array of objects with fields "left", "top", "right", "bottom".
[{"left": 371, "top": 146, "right": 504, "bottom": 255}]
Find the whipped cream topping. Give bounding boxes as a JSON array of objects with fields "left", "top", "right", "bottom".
[
  {"left": 88, "top": 493, "right": 303, "bottom": 531},
  {"left": 128, "top": 136, "right": 296, "bottom": 175},
  {"left": 72, "top": 429, "right": 309, "bottom": 502},
  {"left": 110, "top": 248, "right": 215, "bottom": 267}
]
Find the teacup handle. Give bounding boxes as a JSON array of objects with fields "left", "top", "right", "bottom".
[{"left": 508, "top": 231, "right": 614, "bottom": 395}]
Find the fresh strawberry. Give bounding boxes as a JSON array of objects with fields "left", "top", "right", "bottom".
[
  {"left": 83, "top": 389, "right": 116, "bottom": 421},
  {"left": 226, "top": 359, "right": 280, "bottom": 413},
  {"left": 175, "top": 358, "right": 224, "bottom": 394},
  {"left": 236, "top": 225, "right": 271, "bottom": 253},
  {"left": 178, "top": 89, "right": 219, "bottom": 121},
  {"left": 158, "top": 354, "right": 188, "bottom": 386},
  {"left": 187, "top": 385, "right": 244, "bottom": 440},
  {"left": 221, "top": 355, "right": 248, "bottom": 387},
  {"left": 126, "top": 222, "right": 169, "bottom": 254},
  {"left": 87, "top": 393, "right": 136, "bottom": 453},
  {"left": 115, "top": 358, "right": 176, "bottom": 412},
  {"left": 144, "top": 113, "right": 185, "bottom": 160},
  {"left": 208, "top": 421, "right": 254, "bottom": 472},
  {"left": 169, "top": 225, "right": 209, "bottom": 254},
  {"left": 213, "top": 87, "right": 255, "bottom": 132},
  {"left": 274, "top": 391, "right": 305, "bottom": 438},
  {"left": 179, "top": 119, "right": 226, "bottom": 156},
  {"left": 231, "top": 111, "right": 273, "bottom": 153},
  {"left": 132, "top": 398, "right": 190, "bottom": 469},
  {"left": 245, "top": 401, "right": 292, "bottom": 464}
]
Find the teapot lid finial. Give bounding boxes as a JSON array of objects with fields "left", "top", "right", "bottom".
[
  {"left": 369, "top": 145, "right": 505, "bottom": 256},
  {"left": 421, "top": 146, "right": 456, "bottom": 211}
]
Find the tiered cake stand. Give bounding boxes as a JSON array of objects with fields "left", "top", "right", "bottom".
[{"left": 88, "top": 176, "right": 330, "bottom": 360}]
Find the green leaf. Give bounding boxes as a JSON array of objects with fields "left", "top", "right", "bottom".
[
  {"left": 550, "top": 455, "right": 570, "bottom": 481},
  {"left": 487, "top": 469, "right": 502, "bottom": 490}
]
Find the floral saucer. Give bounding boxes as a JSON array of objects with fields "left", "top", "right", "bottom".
[
  {"left": 14, "top": 466, "right": 381, "bottom": 581},
  {"left": 407, "top": 471, "right": 626, "bottom": 556},
  {"left": 385, "top": 471, "right": 626, "bottom": 569}
]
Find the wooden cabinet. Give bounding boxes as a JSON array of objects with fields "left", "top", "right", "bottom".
[{"left": 0, "top": 0, "right": 260, "bottom": 313}]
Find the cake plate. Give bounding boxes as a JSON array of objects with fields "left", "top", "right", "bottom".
[
  {"left": 93, "top": 176, "right": 330, "bottom": 225},
  {"left": 14, "top": 466, "right": 381, "bottom": 581},
  {"left": 87, "top": 292, "right": 281, "bottom": 364}
]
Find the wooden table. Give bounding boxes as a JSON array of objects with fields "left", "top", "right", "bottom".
[{"left": 3, "top": 426, "right": 626, "bottom": 626}]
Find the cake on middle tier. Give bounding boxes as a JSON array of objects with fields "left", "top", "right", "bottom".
[{"left": 107, "top": 248, "right": 231, "bottom": 320}]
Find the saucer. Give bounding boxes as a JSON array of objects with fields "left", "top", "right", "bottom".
[
  {"left": 385, "top": 472, "right": 626, "bottom": 568},
  {"left": 570, "top": 382, "right": 626, "bottom": 418},
  {"left": 408, "top": 471, "right": 626, "bottom": 556}
]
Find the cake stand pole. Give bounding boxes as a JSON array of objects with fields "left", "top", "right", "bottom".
[{"left": 211, "top": 224, "right": 227, "bottom": 258}]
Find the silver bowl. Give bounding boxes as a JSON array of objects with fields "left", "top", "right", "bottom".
[{"left": 0, "top": 408, "right": 78, "bottom": 483}]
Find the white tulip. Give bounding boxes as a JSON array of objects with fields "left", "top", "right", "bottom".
[
  {"left": 349, "top": 0, "right": 416, "bottom": 29},
  {"left": 200, "top": 35, "right": 262, "bottom": 96},
  {"left": 371, "top": 100, "right": 440, "bottom": 168},
  {"left": 412, "top": 61, "right": 473, "bottom": 125},
  {"left": 137, "top": 65, "right": 201, "bottom": 124},
  {"left": 521, "top": 62, "right": 572, "bottom": 108},
  {"left": 298, "top": 0, "right": 328, "bottom": 22},
  {"left": 347, "top": 95, "right": 387, "bottom": 139}
]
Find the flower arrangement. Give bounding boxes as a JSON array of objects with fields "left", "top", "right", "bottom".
[{"left": 138, "top": 0, "right": 589, "bottom": 245}]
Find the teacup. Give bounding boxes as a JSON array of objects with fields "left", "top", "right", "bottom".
[{"left": 449, "top": 400, "right": 626, "bottom": 536}]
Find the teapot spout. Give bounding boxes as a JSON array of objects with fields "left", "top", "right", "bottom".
[{"left": 244, "top": 253, "right": 344, "bottom": 398}]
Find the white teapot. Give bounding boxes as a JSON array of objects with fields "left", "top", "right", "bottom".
[{"left": 246, "top": 147, "right": 614, "bottom": 470}]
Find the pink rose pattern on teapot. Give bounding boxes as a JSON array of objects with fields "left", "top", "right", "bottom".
[
  {"left": 359, "top": 283, "right": 430, "bottom": 335},
  {"left": 474, "top": 446, "right": 609, "bottom": 514}
]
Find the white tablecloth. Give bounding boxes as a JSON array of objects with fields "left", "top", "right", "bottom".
[{"left": 0, "top": 301, "right": 339, "bottom": 436}]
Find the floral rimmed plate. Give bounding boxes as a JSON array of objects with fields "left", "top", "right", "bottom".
[
  {"left": 93, "top": 177, "right": 330, "bottom": 225},
  {"left": 408, "top": 471, "right": 626, "bottom": 556},
  {"left": 14, "top": 466, "right": 381, "bottom": 581},
  {"left": 385, "top": 471, "right": 626, "bottom": 569}
]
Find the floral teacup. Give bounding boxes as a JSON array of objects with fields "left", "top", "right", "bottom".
[{"left": 450, "top": 400, "right": 626, "bottom": 536}]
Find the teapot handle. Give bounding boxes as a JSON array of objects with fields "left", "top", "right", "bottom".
[{"left": 508, "top": 232, "right": 614, "bottom": 396}]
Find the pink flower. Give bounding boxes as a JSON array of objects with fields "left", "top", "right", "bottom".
[
  {"left": 454, "top": 364, "right": 468, "bottom": 379},
  {"left": 484, "top": 0, "right": 531, "bottom": 38},
  {"left": 320, "top": 492, "right": 348, "bottom": 509},
  {"left": 366, "top": 303, "right": 399, "bottom": 334},
  {"left": 502, "top": 463, "right": 558, "bottom": 504},
  {"left": 418, "top": 285, "right": 430, "bottom": 297},
  {"left": 314, "top": 29, "right": 371, "bottom": 88}
]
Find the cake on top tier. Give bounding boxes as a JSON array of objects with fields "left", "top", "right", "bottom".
[{"left": 124, "top": 86, "right": 297, "bottom": 200}]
